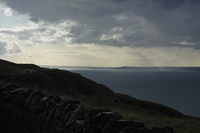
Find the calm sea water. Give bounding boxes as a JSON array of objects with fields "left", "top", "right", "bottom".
[{"left": 67, "top": 68, "right": 200, "bottom": 117}]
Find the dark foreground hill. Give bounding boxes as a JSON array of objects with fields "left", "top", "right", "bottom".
[
  {"left": 0, "top": 59, "right": 200, "bottom": 133},
  {"left": 0, "top": 59, "right": 182, "bottom": 117}
]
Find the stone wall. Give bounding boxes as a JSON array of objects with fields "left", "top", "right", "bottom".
[{"left": 0, "top": 83, "right": 174, "bottom": 133}]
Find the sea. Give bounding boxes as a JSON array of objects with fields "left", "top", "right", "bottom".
[{"left": 58, "top": 67, "right": 200, "bottom": 118}]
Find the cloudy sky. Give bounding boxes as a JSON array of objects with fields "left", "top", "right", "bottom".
[{"left": 0, "top": 0, "right": 200, "bottom": 67}]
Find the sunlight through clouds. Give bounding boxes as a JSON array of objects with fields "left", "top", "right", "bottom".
[
  {"left": 0, "top": 20, "right": 78, "bottom": 46},
  {"left": 0, "top": 0, "right": 200, "bottom": 66},
  {"left": 0, "top": 4, "right": 15, "bottom": 16}
]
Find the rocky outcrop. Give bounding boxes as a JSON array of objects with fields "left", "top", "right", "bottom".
[{"left": 0, "top": 83, "right": 174, "bottom": 133}]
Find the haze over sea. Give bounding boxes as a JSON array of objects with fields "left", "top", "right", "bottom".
[{"left": 58, "top": 67, "right": 200, "bottom": 118}]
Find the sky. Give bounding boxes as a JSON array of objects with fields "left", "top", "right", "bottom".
[{"left": 0, "top": 0, "right": 200, "bottom": 67}]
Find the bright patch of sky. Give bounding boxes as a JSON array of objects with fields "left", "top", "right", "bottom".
[{"left": 0, "top": 6, "right": 29, "bottom": 28}]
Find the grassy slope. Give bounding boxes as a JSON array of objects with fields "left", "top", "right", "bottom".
[{"left": 0, "top": 59, "right": 200, "bottom": 133}]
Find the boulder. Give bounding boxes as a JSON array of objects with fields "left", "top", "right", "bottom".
[
  {"left": 113, "top": 98, "right": 121, "bottom": 103},
  {"left": 4, "top": 88, "right": 24, "bottom": 103},
  {"left": 13, "top": 89, "right": 26, "bottom": 105},
  {"left": 48, "top": 104, "right": 59, "bottom": 120},
  {"left": 54, "top": 103, "right": 68, "bottom": 120},
  {"left": 25, "top": 89, "right": 44, "bottom": 108},
  {"left": 0, "top": 83, "right": 20, "bottom": 94},
  {"left": 65, "top": 104, "right": 87, "bottom": 133},
  {"left": 30, "top": 105, "right": 45, "bottom": 114},
  {"left": 53, "top": 95, "right": 62, "bottom": 103},
  {"left": 22, "top": 89, "right": 34, "bottom": 101},
  {"left": 62, "top": 104, "right": 78, "bottom": 123},
  {"left": 54, "top": 99, "right": 79, "bottom": 121},
  {"left": 65, "top": 104, "right": 86, "bottom": 127},
  {"left": 120, "top": 127, "right": 151, "bottom": 133},
  {"left": 83, "top": 109, "right": 111, "bottom": 133},
  {"left": 40, "top": 96, "right": 53, "bottom": 106},
  {"left": 16, "top": 89, "right": 34, "bottom": 107},
  {"left": 91, "top": 112, "right": 123, "bottom": 133},
  {"left": 43, "top": 100, "right": 57, "bottom": 116},
  {"left": 63, "top": 119, "right": 84, "bottom": 133},
  {"left": 151, "top": 127, "right": 174, "bottom": 133},
  {"left": 163, "top": 127, "right": 174, "bottom": 133},
  {"left": 105, "top": 119, "right": 145, "bottom": 133}
]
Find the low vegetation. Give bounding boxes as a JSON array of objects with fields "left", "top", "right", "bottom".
[{"left": 1, "top": 59, "right": 200, "bottom": 133}]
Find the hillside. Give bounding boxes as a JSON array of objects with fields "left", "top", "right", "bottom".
[{"left": 1, "top": 59, "right": 200, "bottom": 133}]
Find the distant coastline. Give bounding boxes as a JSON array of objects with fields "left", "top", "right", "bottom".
[{"left": 41, "top": 65, "right": 200, "bottom": 72}]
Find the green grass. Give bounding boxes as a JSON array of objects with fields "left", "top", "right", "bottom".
[
  {"left": 70, "top": 93, "right": 200, "bottom": 133},
  {"left": 40, "top": 88, "right": 200, "bottom": 133}
]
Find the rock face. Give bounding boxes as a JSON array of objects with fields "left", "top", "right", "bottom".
[{"left": 0, "top": 83, "right": 174, "bottom": 133}]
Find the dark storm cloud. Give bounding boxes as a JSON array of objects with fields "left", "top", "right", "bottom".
[
  {"left": 0, "top": 0, "right": 200, "bottom": 48},
  {"left": 152, "top": 0, "right": 186, "bottom": 9},
  {"left": 29, "top": 17, "right": 39, "bottom": 23},
  {"left": 0, "top": 28, "right": 46, "bottom": 41}
]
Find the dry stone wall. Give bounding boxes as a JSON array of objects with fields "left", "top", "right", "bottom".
[{"left": 0, "top": 83, "right": 174, "bottom": 133}]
